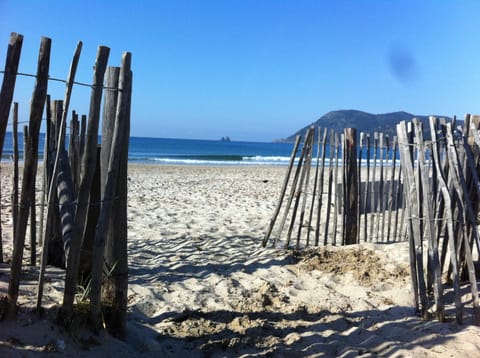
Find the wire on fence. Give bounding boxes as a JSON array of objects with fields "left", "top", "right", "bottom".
[{"left": 0, "top": 70, "right": 119, "bottom": 91}]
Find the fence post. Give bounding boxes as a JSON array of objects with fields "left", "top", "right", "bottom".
[
  {"left": 0, "top": 33, "right": 23, "bottom": 162},
  {"left": 0, "top": 33, "right": 23, "bottom": 265},
  {"left": 8, "top": 36, "right": 51, "bottom": 319},
  {"left": 343, "top": 128, "right": 358, "bottom": 245},
  {"left": 61, "top": 45, "right": 110, "bottom": 319},
  {"left": 262, "top": 136, "right": 301, "bottom": 247},
  {"left": 397, "top": 120, "right": 428, "bottom": 317},
  {"left": 90, "top": 52, "right": 131, "bottom": 333},
  {"left": 413, "top": 118, "right": 444, "bottom": 321}
]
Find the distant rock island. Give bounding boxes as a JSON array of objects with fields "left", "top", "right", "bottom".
[
  {"left": 281, "top": 110, "right": 452, "bottom": 142},
  {"left": 220, "top": 136, "right": 231, "bottom": 142}
]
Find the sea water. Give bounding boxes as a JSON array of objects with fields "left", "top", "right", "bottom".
[
  {"left": 1, "top": 133, "right": 400, "bottom": 166},
  {"left": 1, "top": 133, "right": 297, "bottom": 166}
]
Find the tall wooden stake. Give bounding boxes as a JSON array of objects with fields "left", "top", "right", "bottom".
[
  {"left": 61, "top": 45, "right": 109, "bottom": 318},
  {"left": 8, "top": 36, "right": 51, "bottom": 319}
]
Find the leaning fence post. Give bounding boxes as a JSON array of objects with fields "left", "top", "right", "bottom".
[
  {"left": 37, "top": 42, "right": 82, "bottom": 312},
  {"left": 8, "top": 36, "right": 51, "bottom": 319},
  {"left": 262, "top": 136, "right": 301, "bottom": 247},
  {"left": 61, "top": 45, "right": 109, "bottom": 319},
  {"left": 10, "top": 103, "right": 19, "bottom": 262},
  {"left": 0, "top": 33, "right": 23, "bottom": 164},
  {"left": 0, "top": 33, "right": 23, "bottom": 265}
]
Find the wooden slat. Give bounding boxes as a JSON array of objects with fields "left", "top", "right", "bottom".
[
  {"left": 397, "top": 120, "right": 427, "bottom": 317},
  {"left": 314, "top": 128, "right": 328, "bottom": 246},
  {"left": 61, "top": 45, "right": 110, "bottom": 318},
  {"left": 429, "top": 116, "right": 462, "bottom": 324},
  {"left": 343, "top": 128, "right": 358, "bottom": 245},
  {"left": 305, "top": 130, "right": 321, "bottom": 247},
  {"left": 8, "top": 36, "right": 51, "bottom": 318},
  {"left": 413, "top": 118, "right": 444, "bottom": 321},
  {"left": 323, "top": 130, "right": 335, "bottom": 244},
  {"left": 262, "top": 136, "right": 301, "bottom": 247},
  {"left": 445, "top": 123, "right": 480, "bottom": 324}
]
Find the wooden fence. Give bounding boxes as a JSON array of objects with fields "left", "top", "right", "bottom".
[
  {"left": 0, "top": 32, "right": 132, "bottom": 337},
  {"left": 397, "top": 116, "right": 480, "bottom": 326},
  {"left": 263, "top": 126, "right": 405, "bottom": 249},
  {"left": 262, "top": 117, "right": 480, "bottom": 326}
]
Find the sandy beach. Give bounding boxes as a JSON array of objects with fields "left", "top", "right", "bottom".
[{"left": 1, "top": 163, "right": 480, "bottom": 357}]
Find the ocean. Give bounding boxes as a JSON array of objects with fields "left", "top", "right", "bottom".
[
  {"left": 1, "top": 133, "right": 297, "bottom": 166},
  {"left": 1, "top": 133, "right": 401, "bottom": 166}
]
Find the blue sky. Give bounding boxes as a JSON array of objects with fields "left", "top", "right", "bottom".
[{"left": 1, "top": 1, "right": 480, "bottom": 141}]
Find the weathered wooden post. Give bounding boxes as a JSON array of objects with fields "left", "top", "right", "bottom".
[
  {"left": 363, "top": 133, "right": 371, "bottom": 241},
  {"left": 294, "top": 127, "right": 315, "bottom": 249},
  {"left": 90, "top": 52, "right": 131, "bottom": 333},
  {"left": 314, "top": 128, "right": 328, "bottom": 246},
  {"left": 8, "top": 36, "right": 51, "bottom": 318},
  {"left": 343, "top": 128, "right": 358, "bottom": 245},
  {"left": 0, "top": 32, "right": 23, "bottom": 163},
  {"left": 284, "top": 127, "right": 314, "bottom": 249},
  {"left": 306, "top": 130, "right": 321, "bottom": 246},
  {"left": 104, "top": 63, "right": 131, "bottom": 338},
  {"left": 263, "top": 136, "right": 301, "bottom": 247},
  {"left": 323, "top": 130, "right": 335, "bottom": 245},
  {"left": 413, "top": 119, "right": 444, "bottom": 321},
  {"left": 0, "top": 33, "right": 23, "bottom": 264},
  {"left": 10, "top": 103, "right": 19, "bottom": 262},
  {"left": 69, "top": 110, "right": 80, "bottom": 192},
  {"left": 62, "top": 45, "right": 109, "bottom": 318}
]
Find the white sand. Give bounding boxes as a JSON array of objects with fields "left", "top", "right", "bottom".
[{"left": 1, "top": 163, "right": 479, "bottom": 357}]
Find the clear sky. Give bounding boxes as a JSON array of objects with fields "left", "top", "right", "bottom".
[{"left": 1, "top": 1, "right": 480, "bottom": 142}]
